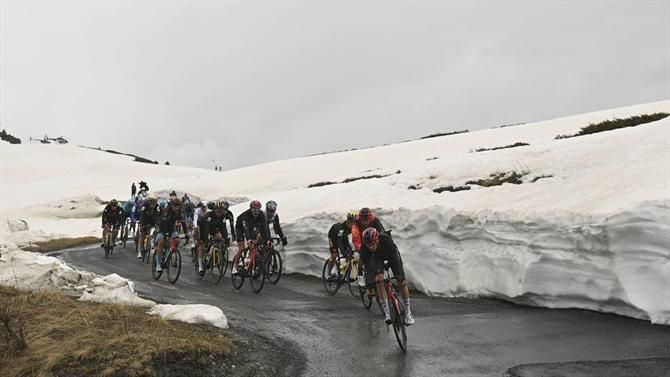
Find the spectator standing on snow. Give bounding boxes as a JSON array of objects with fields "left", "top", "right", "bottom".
[{"left": 131, "top": 182, "right": 137, "bottom": 198}]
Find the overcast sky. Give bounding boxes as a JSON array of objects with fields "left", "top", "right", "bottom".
[{"left": 1, "top": 1, "right": 668, "bottom": 169}]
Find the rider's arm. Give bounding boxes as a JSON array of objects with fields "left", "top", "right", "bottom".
[
  {"left": 227, "top": 212, "right": 236, "bottom": 241},
  {"left": 272, "top": 214, "right": 285, "bottom": 240},
  {"left": 235, "top": 214, "right": 246, "bottom": 242},
  {"left": 260, "top": 214, "right": 271, "bottom": 243},
  {"left": 351, "top": 223, "right": 362, "bottom": 251}
]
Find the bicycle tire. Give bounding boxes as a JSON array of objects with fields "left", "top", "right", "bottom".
[
  {"left": 322, "top": 259, "right": 342, "bottom": 296},
  {"left": 166, "top": 248, "right": 181, "bottom": 284},
  {"left": 392, "top": 299, "right": 408, "bottom": 353},
  {"left": 211, "top": 248, "right": 224, "bottom": 284},
  {"left": 231, "top": 256, "right": 245, "bottom": 290},
  {"left": 249, "top": 257, "right": 265, "bottom": 293},
  {"left": 266, "top": 249, "right": 283, "bottom": 284},
  {"left": 221, "top": 245, "right": 229, "bottom": 277},
  {"left": 345, "top": 263, "right": 361, "bottom": 298},
  {"left": 151, "top": 252, "right": 162, "bottom": 280}
]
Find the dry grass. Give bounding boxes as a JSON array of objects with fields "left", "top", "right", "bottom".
[
  {"left": 0, "top": 287, "right": 231, "bottom": 377},
  {"left": 21, "top": 237, "right": 101, "bottom": 253}
]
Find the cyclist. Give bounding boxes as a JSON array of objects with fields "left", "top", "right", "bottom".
[
  {"left": 360, "top": 227, "right": 415, "bottom": 326},
  {"left": 325, "top": 211, "right": 356, "bottom": 279},
  {"left": 101, "top": 199, "right": 124, "bottom": 247},
  {"left": 220, "top": 200, "right": 236, "bottom": 246},
  {"left": 266, "top": 200, "right": 288, "bottom": 246},
  {"left": 137, "top": 195, "right": 160, "bottom": 259},
  {"left": 154, "top": 197, "right": 183, "bottom": 272},
  {"left": 198, "top": 200, "right": 232, "bottom": 276},
  {"left": 180, "top": 194, "right": 194, "bottom": 245},
  {"left": 193, "top": 201, "right": 209, "bottom": 260},
  {"left": 351, "top": 207, "right": 386, "bottom": 252},
  {"left": 120, "top": 199, "right": 134, "bottom": 236},
  {"left": 232, "top": 200, "right": 270, "bottom": 275}
]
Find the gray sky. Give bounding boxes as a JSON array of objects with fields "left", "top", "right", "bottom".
[{"left": 1, "top": 1, "right": 669, "bottom": 169}]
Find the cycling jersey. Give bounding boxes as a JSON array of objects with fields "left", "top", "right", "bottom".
[
  {"left": 235, "top": 209, "right": 270, "bottom": 243},
  {"left": 351, "top": 216, "right": 385, "bottom": 251},
  {"left": 193, "top": 207, "right": 209, "bottom": 227},
  {"left": 359, "top": 232, "right": 405, "bottom": 284},
  {"left": 203, "top": 211, "right": 234, "bottom": 240},
  {"left": 267, "top": 212, "right": 285, "bottom": 240},
  {"left": 102, "top": 204, "right": 124, "bottom": 227},
  {"left": 328, "top": 221, "right": 352, "bottom": 255},
  {"left": 158, "top": 206, "right": 182, "bottom": 235},
  {"left": 139, "top": 204, "right": 160, "bottom": 228}
]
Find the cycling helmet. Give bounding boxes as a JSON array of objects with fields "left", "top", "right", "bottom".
[
  {"left": 147, "top": 194, "right": 157, "bottom": 203},
  {"left": 213, "top": 200, "right": 226, "bottom": 210},
  {"left": 250, "top": 200, "right": 262, "bottom": 209},
  {"left": 221, "top": 201, "right": 230, "bottom": 210},
  {"left": 110, "top": 199, "right": 118, "bottom": 206},
  {"left": 207, "top": 201, "right": 215, "bottom": 210},
  {"left": 266, "top": 200, "right": 277, "bottom": 212},
  {"left": 362, "top": 227, "right": 379, "bottom": 246},
  {"left": 346, "top": 210, "right": 357, "bottom": 222},
  {"left": 358, "top": 207, "right": 372, "bottom": 222},
  {"left": 197, "top": 201, "right": 206, "bottom": 208},
  {"left": 169, "top": 190, "right": 177, "bottom": 197}
]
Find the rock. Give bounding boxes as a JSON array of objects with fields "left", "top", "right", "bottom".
[{"left": 7, "top": 219, "right": 29, "bottom": 232}]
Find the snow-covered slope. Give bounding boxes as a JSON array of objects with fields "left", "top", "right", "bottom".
[{"left": 1, "top": 100, "right": 669, "bottom": 324}]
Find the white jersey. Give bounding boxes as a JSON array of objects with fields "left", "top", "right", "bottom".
[{"left": 193, "top": 207, "right": 209, "bottom": 226}]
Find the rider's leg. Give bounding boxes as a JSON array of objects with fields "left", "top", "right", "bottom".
[
  {"left": 375, "top": 272, "right": 391, "bottom": 323},
  {"left": 155, "top": 233, "right": 165, "bottom": 271},
  {"left": 232, "top": 241, "right": 245, "bottom": 274},
  {"left": 389, "top": 249, "right": 414, "bottom": 324}
]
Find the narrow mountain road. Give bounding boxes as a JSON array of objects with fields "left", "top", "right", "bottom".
[{"left": 60, "top": 244, "right": 670, "bottom": 377}]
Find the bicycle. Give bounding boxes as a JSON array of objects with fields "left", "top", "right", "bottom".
[
  {"left": 231, "top": 242, "right": 265, "bottom": 293},
  {"left": 151, "top": 235, "right": 182, "bottom": 284},
  {"left": 322, "top": 252, "right": 359, "bottom": 297},
  {"left": 196, "top": 238, "right": 229, "bottom": 284},
  {"left": 375, "top": 261, "right": 408, "bottom": 353},
  {"left": 139, "top": 228, "right": 154, "bottom": 264},
  {"left": 260, "top": 237, "right": 283, "bottom": 284}
]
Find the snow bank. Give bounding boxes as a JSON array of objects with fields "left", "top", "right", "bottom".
[
  {"left": 79, "top": 273, "right": 156, "bottom": 307},
  {"left": 147, "top": 304, "right": 229, "bottom": 329},
  {"left": 280, "top": 202, "right": 670, "bottom": 324},
  {"left": 0, "top": 241, "right": 230, "bottom": 328}
]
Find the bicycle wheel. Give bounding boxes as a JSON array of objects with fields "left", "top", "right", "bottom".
[
  {"left": 122, "top": 226, "right": 128, "bottom": 248},
  {"left": 210, "top": 247, "right": 224, "bottom": 284},
  {"left": 266, "top": 249, "right": 283, "bottom": 284},
  {"left": 392, "top": 299, "right": 408, "bottom": 353},
  {"left": 249, "top": 257, "right": 265, "bottom": 293},
  {"left": 144, "top": 236, "right": 153, "bottom": 264},
  {"left": 166, "top": 248, "right": 181, "bottom": 284},
  {"left": 221, "top": 245, "right": 229, "bottom": 277},
  {"left": 322, "top": 259, "right": 341, "bottom": 296},
  {"left": 151, "top": 252, "right": 162, "bottom": 280},
  {"left": 361, "top": 286, "right": 373, "bottom": 310},
  {"left": 346, "top": 263, "right": 361, "bottom": 298},
  {"left": 231, "top": 256, "right": 245, "bottom": 290}
]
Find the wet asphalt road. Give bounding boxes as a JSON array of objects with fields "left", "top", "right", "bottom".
[{"left": 60, "top": 244, "right": 670, "bottom": 377}]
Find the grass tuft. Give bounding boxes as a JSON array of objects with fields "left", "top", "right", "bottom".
[
  {"left": 555, "top": 113, "right": 669, "bottom": 139},
  {"left": 21, "top": 237, "right": 101, "bottom": 253},
  {"left": 0, "top": 286, "right": 231, "bottom": 377}
]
